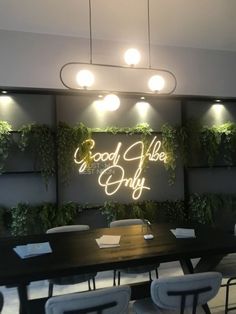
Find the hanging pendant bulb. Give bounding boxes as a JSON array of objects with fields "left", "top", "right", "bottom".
[
  {"left": 76, "top": 70, "right": 95, "bottom": 88},
  {"left": 148, "top": 75, "right": 165, "bottom": 92},
  {"left": 124, "top": 48, "right": 141, "bottom": 66}
]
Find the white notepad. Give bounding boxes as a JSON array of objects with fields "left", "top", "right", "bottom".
[
  {"left": 96, "top": 235, "right": 121, "bottom": 248},
  {"left": 171, "top": 228, "right": 196, "bottom": 238},
  {"left": 13, "top": 242, "right": 52, "bottom": 258}
]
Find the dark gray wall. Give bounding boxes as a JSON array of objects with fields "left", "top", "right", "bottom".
[
  {"left": 1, "top": 92, "right": 236, "bottom": 208},
  {"left": 57, "top": 95, "right": 184, "bottom": 204},
  {"left": 0, "top": 94, "right": 56, "bottom": 207},
  {"left": 184, "top": 100, "right": 236, "bottom": 194}
]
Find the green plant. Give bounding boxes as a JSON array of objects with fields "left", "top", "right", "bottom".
[
  {"left": 161, "top": 123, "right": 178, "bottom": 184},
  {"left": 100, "top": 199, "right": 186, "bottom": 224},
  {"left": 200, "top": 126, "right": 221, "bottom": 166},
  {"left": 216, "top": 122, "right": 236, "bottom": 165},
  {"left": 162, "top": 200, "right": 187, "bottom": 223},
  {"left": 57, "top": 122, "right": 92, "bottom": 183},
  {"left": 38, "top": 202, "right": 78, "bottom": 231},
  {"left": 11, "top": 203, "right": 36, "bottom": 236},
  {"left": 188, "top": 193, "right": 223, "bottom": 225},
  {"left": 0, "top": 121, "right": 12, "bottom": 173},
  {"left": 10, "top": 202, "right": 79, "bottom": 236},
  {"left": 18, "top": 123, "right": 55, "bottom": 186}
]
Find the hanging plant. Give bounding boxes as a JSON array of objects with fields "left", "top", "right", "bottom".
[
  {"left": 161, "top": 123, "right": 178, "bottom": 184},
  {"left": 57, "top": 122, "right": 92, "bottom": 183},
  {"left": 200, "top": 126, "right": 221, "bottom": 166},
  {"left": 18, "top": 123, "right": 55, "bottom": 186},
  {"left": 216, "top": 122, "right": 236, "bottom": 165},
  {"left": 0, "top": 121, "right": 12, "bottom": 173}
]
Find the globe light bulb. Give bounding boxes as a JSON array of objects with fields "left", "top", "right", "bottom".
[
  {"left": 104, "top": 94, "right": 120, "bottom": 111},
  {"left": 124, "top": 48, "right": 141, "bottom": 66},
  {"left": 148, "top": 75, "right": 165, "bottom": 92},
  {"left": 76, "top": 70, "right": 94, "bottom": 88}
]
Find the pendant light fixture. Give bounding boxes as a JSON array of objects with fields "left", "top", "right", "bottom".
[{"left": 59, "top": 0, "right": 177, "bottom": 95}]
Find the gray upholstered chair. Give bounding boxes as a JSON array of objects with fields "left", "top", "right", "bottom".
[
  {"left": 0, "top": 292, "right": 3, "bottom": 313},
  {"left": 110, "top": 219, "right": 159, "bottom": 285},
  {"left": 133, "top": 272, "right": 222, "bottom": 314},
  {"left": 45, "top": 285, "right": 131, "bottom": 314},
  {"left": 46, "top": 225, "right": 97, "bottom": 297}
]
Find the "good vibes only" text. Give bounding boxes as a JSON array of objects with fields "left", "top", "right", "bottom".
[{"left": 74, "top": 136, "right": 167, "bottom": 200}]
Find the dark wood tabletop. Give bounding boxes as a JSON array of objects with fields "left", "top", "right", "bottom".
[
  {"left": 0, "top": 223, "right": 236, "bottom": 286},
  {"left": 1, "top": 223, "right": 236, "bottom": 313}
]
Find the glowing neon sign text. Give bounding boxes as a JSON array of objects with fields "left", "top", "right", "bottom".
[{"left": 74, "top": 136, "right": 167, "bottom": 200}]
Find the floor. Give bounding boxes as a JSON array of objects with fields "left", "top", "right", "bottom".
[{"left": 1, "top": 256, "right": 236, "bottom": 314}]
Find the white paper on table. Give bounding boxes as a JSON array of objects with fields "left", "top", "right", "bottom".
[
  {"left": 13, "top": 242, "right": 52, "bottom": 259},
  {"left": 96, "top": 235, "right": 121, "bottom": 248},
  {"left": 171, "top": 228, "right": 196, "bottom": 238}
]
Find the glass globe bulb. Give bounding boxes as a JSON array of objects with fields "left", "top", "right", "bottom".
[
  {"left": 76, "top": 70, "right": 94, "bottom": 88},
  {"left": 124, "top": 48, "right": 141, "bottom": 66},
  {"left": 148, "top": 75, "right": 165, "bottom": 92},
  {"left": 104, "top": 94, "right": 120, "bottom": 111}
]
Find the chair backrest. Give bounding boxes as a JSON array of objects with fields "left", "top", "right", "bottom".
[
  {"left": 0, "top": 292, "right": 3, "bottom": 313},
  {"left": 151, "top": 272, "right": 222, "bottom": 314},
  {"left": 45, "top": 285, "right": 131, "bottom": 314},
  {"left": 110, "top": 219, "right": 144, "bottom": 228},
  {"left": 46, "top": 225, "right": 90, "bottom": 234}
]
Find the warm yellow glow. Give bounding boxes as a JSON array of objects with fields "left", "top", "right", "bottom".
[
  {"left": 74, "top": 136, "right": 167, "bottom": 200},
  {"left": 135, "top": 101, "right": 150, "bottom": 116},
  {"left": 124, "top": 48, "right": 141, "bottom": 66},
  {"left": 103, "top": 94, "right": 120, "bottom": 111},
  {"left": 76, "top": 69, "right": 94, "bottom": 88},
  {"left": 93, "top": 99, "right": 107, "bottom": 111},
  {"left": 0, "top": 95, "right": 12, "bottom": 105},
  {"left": 212, "top": 103, "right": 224, "bottom": 114},
  {"left": 148, "top": 75, "right": 165, "bottom": 92}
]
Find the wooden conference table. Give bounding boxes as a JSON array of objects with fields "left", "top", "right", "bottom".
[{"left": 0, "top": 223, "right": 236, "bottom": 313}]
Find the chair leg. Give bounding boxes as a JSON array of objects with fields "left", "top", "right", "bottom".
[
  {"left": 118, "top": 271, "right": 121, "bottom": 286},
  {"left": 88, "top": 279, "right": 92, "bottom": 291},
  {"left": 48, "top": 282, "right": 53, "bottom": 297},
  {"left": 148, "top": 271, "right": 152, "bottom": 281},
  {"left": 92, "top": 277, "right": 96, "bottom": 290},
  {"left": 113, "top": 270, "right": 116, "bottom": 286},
  {"left": 155, "top": 268, "right": 159, "bottom": 279}
]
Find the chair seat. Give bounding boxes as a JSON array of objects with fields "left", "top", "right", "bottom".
[
  {"left": 49, "top": 273, "right": 97, "bottom": 286},
  {"left": 133, "top": 298, "right": 205, "bottom": 314},
  {"left": 133, "top": 297, "right": 160, "bottom": 314},
  {"left": 119, "top": 264, "right": 159, "bottom": 274}
]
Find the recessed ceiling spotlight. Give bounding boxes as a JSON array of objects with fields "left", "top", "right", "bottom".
[
  {"left": 215, "top": 99, "right": 221, "bottom": 103},
  {"left": 140, "top": 96, "right": 145, "bottom": 100},
  {"left": 1, "top": 91, "right": 7, "bottom": 94}
]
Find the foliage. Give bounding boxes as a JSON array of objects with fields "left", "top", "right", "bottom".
[
  {"left": 161, "top": 124, "right": 178, "bottom": 184},
  {"left": 0, "top": 121, "right": 12, "bottom": 173},
  {"left": 188, "top": 193, "right": 222, "bottom": 225},
  {"left": 94, "top": 123, "right": 153, "bottom": 136},
  {"left": 10, "top": 202, "right": 78, "bottom": 236},
  {"left": 57, "top": 122, "right": 92, "bottom": 183},
  {"left": 216, "top": 122, "right": 236, "bottom": 165},
  {"left": 99, "top": 199, "right": 186, "bottom": 224},
  {"left": 200, "top": 126, "right": 221, "bottom": 166},
  {"left": 18, "top": 123, "right": 55, "bottom": 186}
]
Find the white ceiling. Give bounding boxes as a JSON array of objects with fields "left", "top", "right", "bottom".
[{"left": 0, "top": 0, "right": 235, "bottom": 51}]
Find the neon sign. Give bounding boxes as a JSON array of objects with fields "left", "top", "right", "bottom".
[{"left": 74, "top": 136, "right": 167, "bottom": 200}]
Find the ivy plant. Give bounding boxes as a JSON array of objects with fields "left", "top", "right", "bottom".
[
  {"left": 18, "top": 123, "right": 55, "bottom": 186},
  {"left": 0, "top": 121, "right": 12, "bottom": 173},
  {"left": 10, "top": 202, "right": 78, "bottom": 236},
  {"left": 57, "top": 122, "right": 92, "bottom": 183},
  {"left": 161, "top": 123, "right": 178, "bottom": 184}
]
